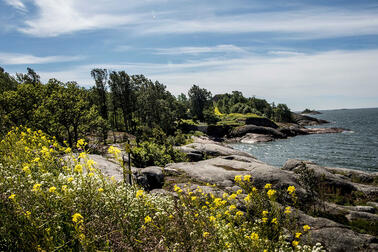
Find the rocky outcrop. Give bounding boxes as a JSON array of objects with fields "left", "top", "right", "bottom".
[
  {"left": 301, "top": 127, "right": 347, "bottom": 134},
  {"left": 244, "top": 117, "right": 279, "bottom": 128},
  {"left": 292, "top": 113, "right": 329, "bottom": 126},
  {"left": 229, "top": 125, "right": 286, "bottom": 138},
  {"left": 177, "top": 141, "right": 255, "bottom": 161}
]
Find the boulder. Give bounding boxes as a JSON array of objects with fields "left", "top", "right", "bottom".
[{"left": 134, "top": 166, "right": 164, "bottom": 191}]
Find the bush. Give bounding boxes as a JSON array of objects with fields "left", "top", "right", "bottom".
[
  {"left": 131, "top": 141, "right": 187, "bottom": 168},
  {"left": 0, "top": 127, "right": 323, "bottom": 251}
]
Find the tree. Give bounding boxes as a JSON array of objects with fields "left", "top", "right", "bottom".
[
  {"left": 108, "top": 71, "right": 136, "bottom": 132},
  {"left": 16, "top": 67, "right": 40, "bottom": 85},
  {"left": 188, "top": 85, "right": 212, "bottom": 121},
  {"left": 91, "top": 69, "right": 109, "bottom": 143}
]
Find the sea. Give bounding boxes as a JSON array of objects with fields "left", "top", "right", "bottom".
[{"left": 230, "top": 107, "right": 378, "bottom": 172}]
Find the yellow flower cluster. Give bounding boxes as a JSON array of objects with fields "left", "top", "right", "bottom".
[{"left": 72, "top": 213, "right": 83, "bottom": 223}]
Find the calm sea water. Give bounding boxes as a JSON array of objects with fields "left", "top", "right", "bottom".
[{"left": 230, "top": 108, "right": 378, "bottom": 172}]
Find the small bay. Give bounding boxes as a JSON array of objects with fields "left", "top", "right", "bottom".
[{"left": 231, "top": 107, "right": 378, "bottom": 172}]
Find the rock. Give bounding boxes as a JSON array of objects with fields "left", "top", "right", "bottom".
[
  {"left": 279, "top": 126, "right": 309, "bottom": 137},
  {"left": 239, "top": 133, "right": 275, "bottom": 143},
  {"left": 324, "top": 167, "right": 378, "bottom": 185},
  {"left": 244, "top": 117, "right": 278, "bottom": 128},
  {"left": 86, "top": 154, "right": 125, "bottom": 181},
  {"left": 178, "top": 142, "right": 255, "bottom": 160},
  {"left": 367, "top": 202, "right": 378, "bottom": 209},
  {"left": 345, "top": 211, "right": 378, "bottom": 222},
  {"left": 134, "top": 166, "right": 164, "bottom": 191},
  {"left": 282, "top": 159, "right": 358, "bottom": 196},
  {"left": 166, "top": 155, "right": 303, "bottom": 191},
  {"left": 344, "top": 205, "right": 376, "bottom": 214},
  {"left": 292, "top": 113, "right": 329, "bottom": 126},
  {"left": 229, "top": 125, "right": 286, "bottom": 138},
  {"left": 298, "top": 210, "right": 377, "bottom": 252},
  {"left": 301, "top": 127, "right": 346, "bottom": 134}
]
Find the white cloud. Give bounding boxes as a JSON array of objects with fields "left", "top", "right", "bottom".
[
  {"left": 0, "top": 52, "right": 81, "bottom": 64},
  {"left": 4, "top": 0, "right": 26, "bottom": 11},
  {"left": 153, "top": 45, "right": 247, "bottom": 55},
  {"left": 11, "top": 1, "right": 378, "bottom": 40},
  {"left": 37, "top": 49, "right": 378, "bottom": 110}
]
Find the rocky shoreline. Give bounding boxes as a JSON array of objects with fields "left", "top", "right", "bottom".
[{"left": 92, "top": 136, "right": 378, "bottom": 251}]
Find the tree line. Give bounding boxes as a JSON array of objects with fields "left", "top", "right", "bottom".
[{"left": 0, "top": 67, "right": 293, "bottom": 147}]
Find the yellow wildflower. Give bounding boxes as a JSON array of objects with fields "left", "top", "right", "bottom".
[
  {"left": 191, "top": 196, "right": 197, "bottom": 201},
  {"left": 264, "top": 183, "right": 272, "bottom": 189},
  {"left": 252, "top": 187, "right": 257, "bottom": 192},
  {"left": 136, "top": 189, "right": 144, "bottom": 198},
  {"left": 225, "top": 210, "right": 230, "bottom": 216},
  {"left": 292, "top": 240, "right": 299, "bottom": 247},
  {"left": 67, "top": 177, "right": 74, "bottom": 183},
  {"left": 295, "top": 232, "right": 302, "bottom": 238},
  {"left": 203, "top": 232, "right": 210, "bottom": 238},
  {"left": 262, "top": 218, "right": 268, "bottom": 223},
  {"left": 74, "top": 164, "right": 83, "bottom": 173},
  {"left": 48, "top": 186, "right": 56, "bottom": 193},
  {"left": 87, "top": 159, "right": 96, "bottom": 168},
  {"left": 222, "top": 192, "right": 229, "bottom": 199},
  {"left": 22, "top": 165, "right": 31, "bottom": 174},
  {"left": 267, "top": 189, "right": 276, "bottom": 199},
  {"left": 244, "top": 194, "right": 251, "bottom": 202},
  {"left": 250, "top": 232, "right": 259, "bottom": 240},
  {"left": 98, "top": 188, "right": 104, "bottom": 192},
  {"left": 174, "top": 185, "right": 183, "bottom": 193},
  {"left": 78, "top": 152, "right": 87, "bottom": 159},
  {"left": 25, "top": 211, "right": 31, "bottom": 218},
  {"left": 236, "top": 211, "right": 244, "bottom": 217},
  {"left": 76, "top": 139, "right": 86, "bottom": 148},
  {"left": 262, "top": 210, "right": 269, "bottom": 217},
  {"left": 303, "top": 225, "right": 311, "bottom": 232},
  {"left": 72, "top": 213, "right": 83, "bottom": 223},
  {"left": 8, "top": 194, "right": 16, "bottom": 200},
  {"left": 229, "top": 205, "right": 236, "bottom": 211},
  {"left": 65, "top": 147, "right": 72, "bottom": 153},
  {"left": 243, "top": 174, "right": 251, "bottom": 182},
  {"left": 236, "top": 189, "right": 243, "bottom": 195},
  {"left": 271, "top": 218, "right": 278, "bottom": 225},
  {"left": 285, "top": 206, "right": 292, "bottom": 214},
  {"left": 88, "top": 172, "right": 94, "bottom": 177},
  {"left": 234, "top": 175, "right": 242, "bottom": 183},
  {"left": 228, "top": 194, "right": 237, "bottom": 200},
  {"left": 169, "top": 214, "right": 174, "bottom": 219},
  {"left": 32, "top": 183, "right": 42, "bottom": 192},
  {"left": 209, "top": 216, "right": 216, "bottom": 222},
  {"left": 287, "top": 185, "right": 296, "bottom": 195},
  {"left": 144, "top": 216, "right": 152, "bottom": 223}
]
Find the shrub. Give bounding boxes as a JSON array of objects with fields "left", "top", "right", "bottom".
[{"left": 0, "top": 127, "right": 323, "bottom": 251}]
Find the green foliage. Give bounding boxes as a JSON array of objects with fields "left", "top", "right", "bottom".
[
  {"left": 188, "top": 84, "right": 212, "bottom": 121},
  {"left": 0, "top": 128, "right": 322, "bottom": 251}
]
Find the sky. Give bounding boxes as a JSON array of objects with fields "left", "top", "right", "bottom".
[{"left": 1, "top": 0, "right": 378, "bottom": 111}]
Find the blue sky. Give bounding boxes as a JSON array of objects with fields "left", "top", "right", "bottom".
[{"left": 1, "top": 0, "right": 378, "bottom": 110}]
